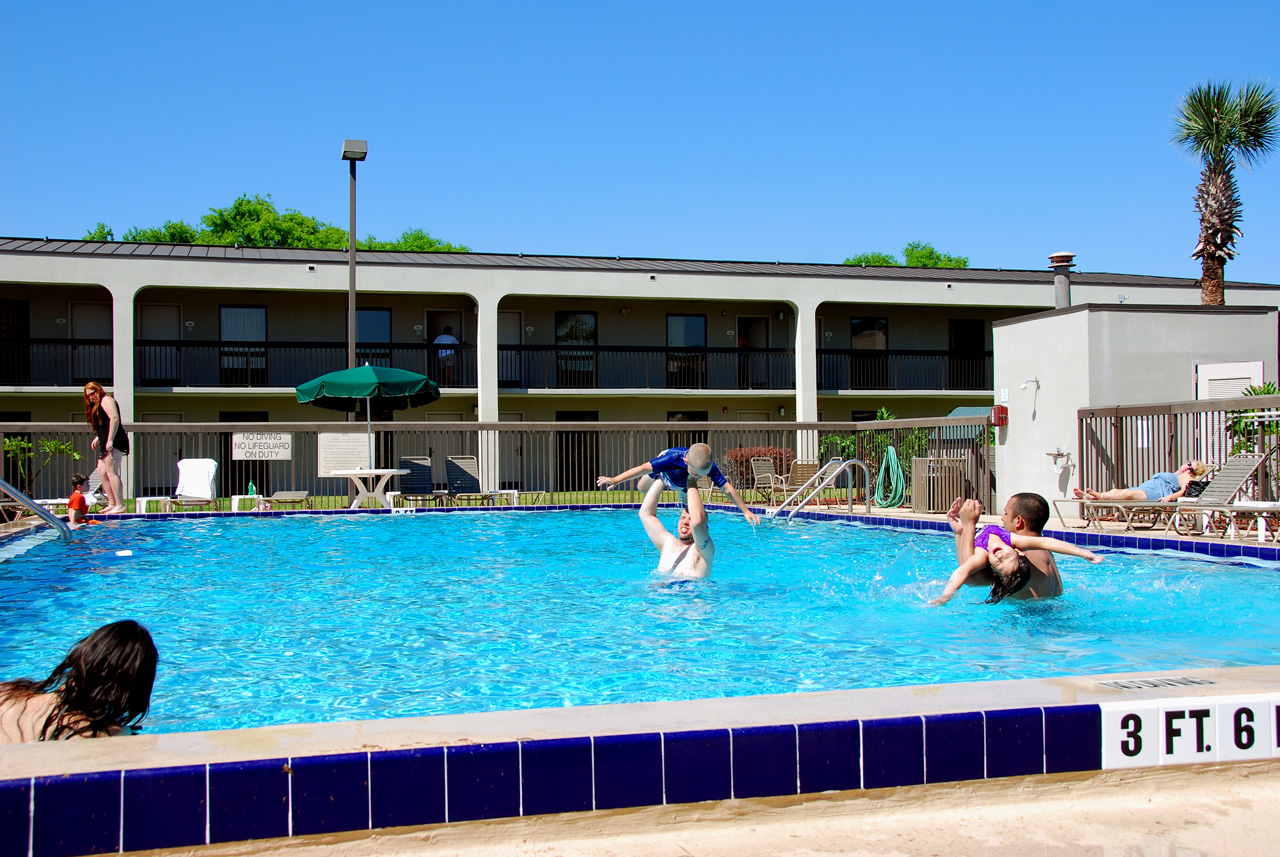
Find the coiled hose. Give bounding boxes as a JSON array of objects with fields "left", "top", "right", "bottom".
[{"left": 873, "top": 445, "right": 906, "bottom": 508}]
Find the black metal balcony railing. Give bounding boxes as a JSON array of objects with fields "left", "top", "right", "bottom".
[
  {"left": 134, "top": 342, "right": 480, "bottom": 388},
  {"left": 0, "top": 338, "right": 113, "bottom": 386},
  {"left": 817, "top": 349, "right": 993, "bottom": 391},
  {"left": 0, "top": 340, "right": 989, "bottom": 393}
]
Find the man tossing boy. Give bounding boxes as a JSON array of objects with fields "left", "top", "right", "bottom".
[{"left": 597, "top": 441, "right": 760, "bottom": 525}]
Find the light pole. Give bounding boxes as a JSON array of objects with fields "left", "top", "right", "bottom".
[{"left": 341, "top": 139, "right": 367, "bottom": 370}]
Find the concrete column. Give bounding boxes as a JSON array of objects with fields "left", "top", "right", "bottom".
[
  {"left": 1049, "top": 251, "right": 1075, "bottom": 310},
  {"left": 792, "top": 298, "right": 820, "bottom": 423},
  {"left": 475, "top": 296, "right": 499, "bottom": 422},
  {"left": 108, "top": 283, "right": 138, "bottom": 498}
]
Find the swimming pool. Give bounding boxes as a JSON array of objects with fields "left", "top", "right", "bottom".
[{"left": 2, "top": 508, "right": 1278, "bottom": 734}]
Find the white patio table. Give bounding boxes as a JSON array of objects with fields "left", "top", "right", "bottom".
[{"left": 330, "top": 468, "right": 409, "bottom": 510}]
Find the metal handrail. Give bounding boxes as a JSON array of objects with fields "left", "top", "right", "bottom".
[
  {"left": 770, "top": 458, "right": 873, "bottom": 520},
  {"left": 0, "top": 476, "right": 72, "bottom": 541}
]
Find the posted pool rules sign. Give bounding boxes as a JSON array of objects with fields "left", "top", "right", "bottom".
[{"left": 1101, "top": 695, "right": 1280, "bottom": 769}]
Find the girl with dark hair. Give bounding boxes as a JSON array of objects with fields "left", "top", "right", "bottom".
[
  {"left": 83, "top": 382, "right": 129, "bottom": 513},
  {"left": 930, "top": 523, "right": 1102, "bottom": 606},
  {"left": 0, "top": 620, "right": 158, "bottom": 742}
]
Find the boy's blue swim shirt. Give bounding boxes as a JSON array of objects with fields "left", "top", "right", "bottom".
[{"left": 649, "top": 447, "right": 728, "bottom": 489}]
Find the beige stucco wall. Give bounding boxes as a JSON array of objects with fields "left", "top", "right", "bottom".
[{"left": 993, "top": 305, "right": 1279, "bottom": 509}]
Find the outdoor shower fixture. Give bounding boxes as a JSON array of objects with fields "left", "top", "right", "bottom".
[{"left": 1021, "top": 378, "right": 1040, "bottom": 390}]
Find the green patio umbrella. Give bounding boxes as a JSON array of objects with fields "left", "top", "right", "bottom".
[{"left": 296, "top": 364, "right": 440, "bottom": 468}]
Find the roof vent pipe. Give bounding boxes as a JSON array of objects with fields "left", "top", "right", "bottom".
[{"left": 1048, "top": 251, "right": 1075, "bottom": 309}]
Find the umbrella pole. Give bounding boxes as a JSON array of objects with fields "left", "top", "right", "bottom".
[{"left": 366, "top": 396, "right": 373, "bottom": 469}]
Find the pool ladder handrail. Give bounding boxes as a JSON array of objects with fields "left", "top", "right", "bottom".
[
  {"left": 0, "top": 475, "right": 72, "bottom": 541},
  {"left": 769, "top": 458, "right": 873, "bottom": 520}
]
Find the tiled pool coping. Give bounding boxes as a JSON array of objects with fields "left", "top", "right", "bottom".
[
  {"left": 2, "top": 665, "right": 1279, "bottom": 857},
  {"left": 3, "top": 504, "right": 1278, "bottom": 856}
]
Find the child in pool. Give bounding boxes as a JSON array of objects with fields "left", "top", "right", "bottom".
[
  {"left": 929, "top": 522, "right": 1102, "bottom": 606},
  {"left": 596, "top": 442, "right": 760, "bottom": 525}
]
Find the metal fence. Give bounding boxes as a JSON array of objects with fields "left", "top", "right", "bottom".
[
  {"left": 1, "top": 415, "right": 993, "bottom": 512},
  {"left": 1077, "top": 394, "right": 1280, "bottom": 500}
]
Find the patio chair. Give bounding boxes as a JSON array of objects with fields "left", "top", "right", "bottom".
[
  {"left": 750, "top": 456, "right": 781, "bottom": 502},
  {"left": 162, "top": 458, "right": 220, "bottom": 512},
  {"left": 1165, "top": 451, "right": 1273, "bottom": 537},
  {"left": 693, "top": 475, "right": 728, "bottom": 503},
  {"left": 260, "top": 490, "right": 312, "bottom": 510},
  {"left": 388, "top": 457, "right": 451, "bottom": 507},
  {"left": 445, "top": 455, "right": 495, "bottom": 506}
]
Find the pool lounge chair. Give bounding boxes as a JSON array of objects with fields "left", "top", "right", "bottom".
[
  {"left": 162, "top": 458, "right": 220, "bottom": 512},
  {"left": 1054, "top": 452, "right": 1267, "bottom": 532},
  {"left": 1164, "top": 451, "right": 1274, "bottom": 537},
  {"left": 388, "top": 457, "right": 451, "bottom": 507},
  {"left": 260, "top": 490, "right": 312, "bottom": 510},
  {"left": 445, "top": 455, "right": 495, "bottom": 506}
]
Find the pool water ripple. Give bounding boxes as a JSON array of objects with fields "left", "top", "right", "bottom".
[{"left": 1, "top": 510, "right": 1278, "bottom": 733}]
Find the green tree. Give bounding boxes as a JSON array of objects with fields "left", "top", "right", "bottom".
[
  {"left": 84, "top": 194, "right": 469, "bottom": 253},
  {"left": 83, "top": 222, "right": 114, "bottom": 241},
  {"left": 1172, "top": 81, "right": 1279, "bottom": 305},
  {"left": 843, "top": 242, "right": 967, "bottom": 268}
]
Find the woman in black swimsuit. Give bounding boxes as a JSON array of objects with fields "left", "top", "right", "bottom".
[{"left": 83, "top": 382, "right": 129, "bottom": 513}]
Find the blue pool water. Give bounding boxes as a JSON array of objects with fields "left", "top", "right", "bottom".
[{"left": 1, "top": 510, "right": 1278, "bottom": 734}]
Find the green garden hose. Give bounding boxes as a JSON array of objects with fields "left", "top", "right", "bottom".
[{"left": 873, "top": 445, "right": 907, "bottom": 508}]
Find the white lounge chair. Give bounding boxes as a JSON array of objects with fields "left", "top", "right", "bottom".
[{"left": 163, "top": 458, "right": 220, "bottom": 512}]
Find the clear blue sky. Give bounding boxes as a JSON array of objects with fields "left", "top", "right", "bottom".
[{"left": 3, "top": 1, "right": 1278, "bottom": 282}]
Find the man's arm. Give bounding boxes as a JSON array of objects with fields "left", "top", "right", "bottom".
[
  {"left": 686, "top": 484, "right": 715, "bottom": 561},
  {"left": 719, "top": 481, "right": 760, "bottom": 526},
  {"left": 639, "top": 478, "right": 672, "bottom": 550},
  {"left": 1008, "top": 533, "right": 1102, "bottom": 563},
  {"left": 598, "top": 461, "right": 653, "bottom": 489}
]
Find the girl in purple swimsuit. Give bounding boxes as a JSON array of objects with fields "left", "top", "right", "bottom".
[{"left": 930, "top": 523, "right": 1102, "bottom": 606}]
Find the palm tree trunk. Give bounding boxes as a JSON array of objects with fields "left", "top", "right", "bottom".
[{"left": 1200, "top": 256, "right": 1225, "bottom": 305}]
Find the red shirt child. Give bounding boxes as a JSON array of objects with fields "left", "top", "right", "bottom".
[{"left": 67, "top": 476, "right": 90, "bottom": 524}]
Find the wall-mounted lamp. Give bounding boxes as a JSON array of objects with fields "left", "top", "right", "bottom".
[
  {"left": 473, "top": 405, "right": 479, "bottom": 416},
  {"left": 722, "top": 406, "right": 729, "bottom": 414},
  {"left": 726, "top": 329, "right": 735, "bottom": 337},
  {"left": 721, "top": 309, "right": 727, "bottom": 317},
  {"left": 412, "top": 324, "right": 423, "bottom": 334},
  {"left": 1020, "top": 378, "right": 1040, "bottom": 390},
  {"left": 55, "top": 317, "right": 66, "bottom": 326},
  {"left": 824, "top": 331, "right": 833, "bottom": 339},
  {"left": 185, "top": 320, "right": 195, "bottom": 331},
  {"left": 620, "top": 307, "right": 630, "bottom": 316},
  {"left": 778, "top": 405, "right": 787, "bottom": 417},
  {"left": 777, "top": 311, "right": 785, "bottom": 321},
  {"left": 1117, "top": 294, "right": 1128, "bottom": 304},
  {"left": 525, "top": 325, "right": 534, "bottom": 334}
]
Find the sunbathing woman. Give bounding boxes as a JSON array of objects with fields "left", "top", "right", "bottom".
[
  {"left": 0, "top": 620, "right": 157, "bottom": 743},
  {"left": 930, "top": 521, "right": 1102, "bottom": 606},
  {"left": 1072, "top": 460, "right": 1210, "bottom": 503}
]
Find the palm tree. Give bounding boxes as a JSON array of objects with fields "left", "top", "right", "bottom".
[{"left": 1172, "top": 81, "right": 1278, "bottom": 304}]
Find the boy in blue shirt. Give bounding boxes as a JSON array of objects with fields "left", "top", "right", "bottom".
[{"left": 597, "top": 441, "right": 760, "bottom": 525}]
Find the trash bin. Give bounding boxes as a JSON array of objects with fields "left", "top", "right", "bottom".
[{"left": 911, "top": 457, "right": 965, "bottom": 513}]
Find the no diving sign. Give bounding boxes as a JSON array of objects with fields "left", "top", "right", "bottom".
[{"left": 232, "top": 432, "right": 293, "bottom": 461}]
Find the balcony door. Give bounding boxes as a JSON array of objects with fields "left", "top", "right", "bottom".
[
  {"left": 219, "top": 306, "right": 267, "bottom": 386},
  {"left": 138, "top": 304, "right": 182, "bottom": 385},
  {"left": 555, "top": 311, "right": 597, "bottom": 388},
  {"left": 0, "top": 300, "right": 30, "bottom": 384},
  {"left": 357, "top": 308, "right": 391, "bottom": 368},
  {"left": 736, "top": 316, "right": 769, "bottom": 388},
  {"left": 70, "top": 302, "right": 112, "bottom": 384},
  {"left": 948, "top": 319, "right": 986, "bottom": 390},
  {"left": 498, "top": 310, "right": 523, "bottom": 388},
  {"left": 849, "top": 317, "right": 888, "bottom": 389},
  {"left": 666, "top": 314, "right": 707, "bottom": 388},
  {"left": 555, "top": 410, "right": 598, "bottom": 492}
]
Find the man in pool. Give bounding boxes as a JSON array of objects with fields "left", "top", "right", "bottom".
[
  {"left": 640, "top": 476, "right": 714, "bottom": 578},
  {"left": 948, "top": 493, "right": 1064, "bottom": 600}
]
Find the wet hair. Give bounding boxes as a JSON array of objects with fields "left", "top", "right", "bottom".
[
  {"left": 685, "top": 443, "right": 713, "bottom": 475},
  {"left": 1008, "top": 492, "right": 1050, "bottom": 534},
  {"left": 82, "top": 381, "right": 107, "bottom": 428},
  {"left": 984, "top": 554, "right": 1034, "bottom": 604},
  {"left": 0, "top": 620, "right": 157, "bottom": 740},
  {"left": 71, "top": 473, "right": 88, "bottom": 488}
]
